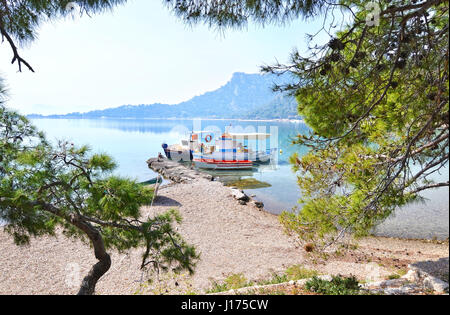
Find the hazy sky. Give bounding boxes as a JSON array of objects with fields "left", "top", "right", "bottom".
[{"left": 0, "top": 1, "right": 326, "bottom": 115}]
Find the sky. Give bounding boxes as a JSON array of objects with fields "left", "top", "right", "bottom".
[{"left": 0, "top": 1, "right": 327, "bottom": 115}]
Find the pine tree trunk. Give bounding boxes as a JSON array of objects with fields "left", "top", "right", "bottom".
[
  {"left": 37, "top": 203, "right": 112, "bottom": 295},
  {"left": 72, "top": 216, "right": 111, "bottom": 295},
  {"left": 77, "top": 252, "right": 111, "bottom": 295}
]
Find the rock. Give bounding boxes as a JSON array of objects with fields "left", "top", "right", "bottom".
[
  {"left": 403, "top": 269, "right": 420, "bottom": 283},
  {"left": 295, "top": 279, "right": 309, "bottom": 286},
  {"left": 147, "top": 157, "right": 211, "bottom": 183},
  {"left": 253, "top": 201, "right": 264, "bottom": 209},
  {"left": 380, "top": 278, "right": 407, "bottom": 288},
  {"left": 230, "top": 188, "right": 250, "bottom": 202},
  {"left": 224, "top": 178, "right": 272, "bottom": 189},
  {"left": 402, "top": 284, "right": 421, "bottom": 292},
  {"left": 318, "top": 275, "right": 333, "bottom": 281},
  {"left": 239, "top": 200, "right": 248, "bottom": 205},
  {"left": 364, "top": 279, "right": 423, "bottom": 295},
  {"left": 423, "top": 276, "right": 449, "bottom": 294},
  {"left": 383, "top": 286, "right": 416, "bottom": 295},
  {"left": 362, "top": 281, "right": 384, "bottom": 289}
]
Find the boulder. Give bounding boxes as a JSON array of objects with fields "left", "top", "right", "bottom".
[
  {"left": 230, "top": 188, "right": 250, "bottom": 202},
  {"left": 253, "top": 201, "right": 264, "bottom": 209},
  {"left": 403, "top": 269, "right": 420, "bottom": 283},
  {"left": 423, "top": 276, "right": 449, "bottom": 294}
]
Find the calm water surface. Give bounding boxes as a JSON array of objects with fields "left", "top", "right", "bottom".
[{"left": 30, "top": 118, "right": 449, "bottom": 240}]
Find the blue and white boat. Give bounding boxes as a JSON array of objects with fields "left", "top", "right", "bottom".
[
  {"left": 163, "top": 131, "right": 274, "bottom": 169},
  {"left": 193, "top": 132, "right": 273, "bottom": 170}
]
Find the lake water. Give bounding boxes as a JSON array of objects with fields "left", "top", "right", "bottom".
[{"left": 30, "top": 118, "right": 449, "bottom": 240}]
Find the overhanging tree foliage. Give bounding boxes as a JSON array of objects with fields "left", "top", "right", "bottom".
[
  {"left": 0, "top": 101, "right": 198, "bottom": 295},
  {"left": 166, "top": 0, "right": 449, "bottom": 249},
  {"left": 0, "top": 0, "right": 127, "bottom": 72},
  {"left": 1, "top": 0, "right": 198, "bottom": 295}
]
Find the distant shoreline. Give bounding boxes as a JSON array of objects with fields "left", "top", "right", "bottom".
[{"left": 28, "top": 116, "right": 305, "bottom": 123}]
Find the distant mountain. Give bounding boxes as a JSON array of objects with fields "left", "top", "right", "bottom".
[
  {"left": 242, "top": 94, "right": 299, "bottom": 119},
  {"left": 28, "top": 72, "right": 300, "bottom": 120}
]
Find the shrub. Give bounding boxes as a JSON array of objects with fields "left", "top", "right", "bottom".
[
  {"left": 206, "top": 274, "right": 253, "bottom": 293},
  {"left": 286, "top": 265, "right": 319, "bottom": 280},
  {"left": 225, "top": 273, "right": 251, "bottom": 290},
  {"left": 206, "top": 281, "right": 230, "bottom": 294},
  {"left": 258, "top": 273, "right": 289, "bottom": 286},
  {"left": 305, "top": 276, "right": 361, "bottom": 295}
]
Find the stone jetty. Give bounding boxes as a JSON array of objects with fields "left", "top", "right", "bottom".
[
  {"left": 147, "top": 156, "right": 213, "bottom": 183},
  {"left": 146, "top": 156, "right": 264, "bottom": 208}
]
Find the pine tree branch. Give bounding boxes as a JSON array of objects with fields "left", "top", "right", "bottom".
[
  {"left": 0, "top": 22, "right": 34, "bottom": 72},
  {"left": 409, "top": 181, "right": 449, "bottom": 194}
]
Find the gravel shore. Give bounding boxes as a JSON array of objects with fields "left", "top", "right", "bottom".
[{"left": 0, "top": 179, "right": 448, "bottom": 295}]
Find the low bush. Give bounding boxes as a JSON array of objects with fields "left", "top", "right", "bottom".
[{"left": 305, "top": 276, "right": 361, "bottom": 295}]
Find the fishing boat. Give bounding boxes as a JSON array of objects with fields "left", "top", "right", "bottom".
[
  {"left": 192, "top": 132, "right": 272, "bottom": 170},
  {"left": 226, "top": 132, "right": 274, "bottom": 164},
  {"left": 161, "top": 132, "right": 201, "bottom": 162},
  {"left": 138, "top": 177, "right": 163, "bottom": 186},
  {"left": 163, "top": 130, "right": 275, "bottom": 170}
]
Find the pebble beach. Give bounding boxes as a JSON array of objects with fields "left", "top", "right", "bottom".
[{"left": 0, "top": 177, "right": 448, "bottom": 295}]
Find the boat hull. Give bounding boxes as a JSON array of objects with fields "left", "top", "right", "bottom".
[
  {"left": 193, "top": 158, "right": 254, "bottom": 170},
  {"left": 162, "top": 144, "right": 193, "bottom": 162}
]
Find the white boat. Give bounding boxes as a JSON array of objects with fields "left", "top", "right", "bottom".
[
  {"left": 163, "top": 130, "right": 275, "bottom": 169},
  {"left": 162, "top": 132, "right": 202, "bottom": 162},
  {"left": 193, "top": 132, "right": 272, "bottom": 170}
]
